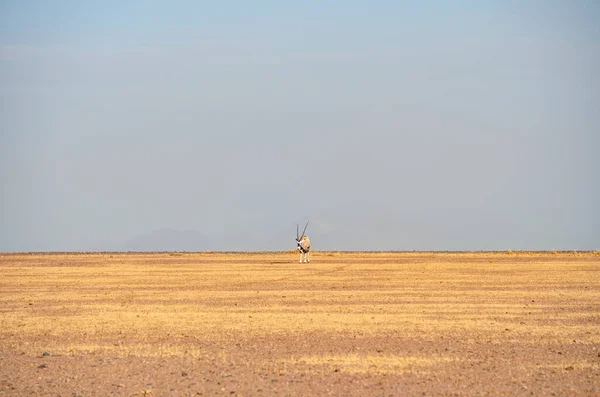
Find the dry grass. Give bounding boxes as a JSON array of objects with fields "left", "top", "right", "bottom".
[
  {"left": 283, "top": 353, "right": 458, "bottom": 374},
  {"left": 0, "top": 251, "right": 599, "bottom": 395},
  {"left": 1, "top": 252, "right": 599, "bottom": 345}
]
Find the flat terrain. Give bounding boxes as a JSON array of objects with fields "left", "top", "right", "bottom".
[{"left": 0, "top": 251, "right": 599, "bottom": 396}]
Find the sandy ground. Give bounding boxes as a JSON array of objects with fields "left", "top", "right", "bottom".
[{"left": 0, "top": 251, "right": 599, "bottom": 396}]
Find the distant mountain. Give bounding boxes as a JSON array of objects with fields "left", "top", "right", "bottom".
[{"left": 118, "top": 228, "right": 210, "bottom": 252}]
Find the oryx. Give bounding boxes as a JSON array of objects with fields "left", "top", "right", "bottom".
[{"left": 296, "top": 222, "right": 311, "bottom": 263}]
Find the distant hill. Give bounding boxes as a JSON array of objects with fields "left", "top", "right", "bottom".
[{"left": 118, "top": 228, "right": 210, "bottom": 252}]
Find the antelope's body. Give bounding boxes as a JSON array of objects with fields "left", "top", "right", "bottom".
[{"left": 296, "top": 222, "right": 311, "bottom": 263}]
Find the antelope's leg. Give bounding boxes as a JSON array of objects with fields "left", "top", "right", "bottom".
[{"left": 307, "top": 251, "right": 310, "bottom": 263}]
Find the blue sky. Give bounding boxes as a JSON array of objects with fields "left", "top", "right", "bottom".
[{"left": 1, "top": 1, "right": 598, "bottom": 251}]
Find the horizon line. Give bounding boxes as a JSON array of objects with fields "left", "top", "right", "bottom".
[{"left": 0, "top": 250, "right": 597, "bottom": 255}]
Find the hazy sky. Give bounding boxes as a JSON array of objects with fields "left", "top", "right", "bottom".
[{"left": 1, "top": 1, "right": 599, "bottom": 251}]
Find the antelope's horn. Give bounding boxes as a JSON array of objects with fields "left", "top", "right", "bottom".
[
  {"left": 296, "top": 224, "right": 299, "bottom": 241},
  {"left": 300, "top": 221, "right": 309, "bottom": 239}
]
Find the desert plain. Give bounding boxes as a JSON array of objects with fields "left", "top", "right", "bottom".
[{"left": 0, "top": 251, "right": 599, "bottom": 396}]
